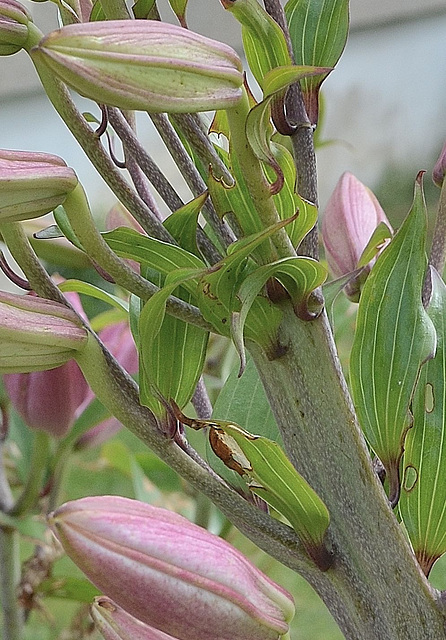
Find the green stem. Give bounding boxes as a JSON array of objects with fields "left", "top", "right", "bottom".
[
  {"left": 0, "top": 527, "right": 22, "bottom": 640},
  {"left": 226, "top": 89, "right": 295, "bottom": 260},
  {"left": 9, "top": 432, "right": 51, "bottom": 517},
  {"left": 62, "top": 186, "right": 212, "bottom": 331},
  {"left": 194, "top": 491, "right": 212, "bottom": 529}
]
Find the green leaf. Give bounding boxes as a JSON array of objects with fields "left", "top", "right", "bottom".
[
  {"left": 357, "top": 221, "right": 393, "bottom": 269},
  {"left": 232, "top": 256, "right": 326, "bottom": 372},
  {"left": 399, "top": 269, "right": 446, "bottom": 576},
  {"left": 163, "top": 191, "right": 207, "bottom": 257},
  {"left": 285, "top": 0, "right": 349, "bottom": 124},
  {"left": 37, "top": 577, "right": 101, "bottom": 602},
  {"left": 132, "top": 0, "right": 156, "bottom": 19},
  {"left": 53, "top": 205, "right": 83, "bottom": 250},
  {"left": 58, "top": 279, "right": 129, "bottom": 314},
  {"left": 223, "top": 0, "right": 291, "bottom": 89},
  {"left": 207, "top": 420, "right": 331, "bottom": 568},
  {"left": 168, "top": 0, "right": 188, "bottom": 26},
  {"left": 350, "top": 175, "right": 436, "bottom": 506},
  {"left": 139, "top": 269, "right": 209, "bottom": 416},
  {"left": 89, "top": 0, "right": 106, "bottom": 21},
  {"left": 246, "top": 66, "right": 330, "bottom": 190}
]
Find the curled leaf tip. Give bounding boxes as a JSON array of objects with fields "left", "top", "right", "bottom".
[{"left": 416, "top": 170, "right": 426, "bottom": 185}]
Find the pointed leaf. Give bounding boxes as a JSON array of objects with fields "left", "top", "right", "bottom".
[
  {"left": 222, "top": 0, "right": 291, "bottom": 88},
  {"left": 400, "top": 269, "right": 446, "bottom": 576},
  {"left": 350, "top": 175, "right": 436, "bottom": 506},
  {"left": 168, "top": 0, "right": 188, "bottom": 27},
  {"left": 285, "top": 0, "right": 349, "bottom": 124},
  {"left": 58, "top": 279, "right": 129, "bottom": 314},
  {"left": 163, "top": 191, "right": 208, "bottom": 257},
  {"left": 357, "top": 221, "right": 393, "bottom": 269}
]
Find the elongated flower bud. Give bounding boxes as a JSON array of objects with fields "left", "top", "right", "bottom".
[
  {"left": 321, "top": 172, "right": 391, "bottom": 300},
  {"left": 91, "top": 597, "right": 178, "bottom": 640},
  {"left": 433, "top": 140, "right": 446, "bottom": 188},
  {"left": 0, "top": 292, "right": 87, "bottom": 373},
  {"left": 0, "top": 150, "right": 78, "bottom": 222},
  {"left": 32, "top": 20, "right": 244, "bottom": 113},
  {"left": 0, "top": 0, "right": 31, "bottom": 56},
  {"left": 49, "top": 496, "right": 294, "bottom": 640}
]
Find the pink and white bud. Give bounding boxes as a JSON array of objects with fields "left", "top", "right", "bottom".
[
  {"left": 0, "top": 291, "right": 87, "bottom": 373},
  {"left": 0, "top": 0, "right": 31, "bottom": 56},
  {"left": 49, "top": 496, "right": 294, "bottom": 640},
  {"left": 32, "top": 21, "right": 243, "bottom": 113},
  {"left": 0, "top": 149, "right": 78, "bottom": 222},
  {"left": 91, "top": 597, "right": 179, "bottom": 640},
  {"left": 321, "top": 172, "right": 391, "bottom": 300},
  {"left": 433, "top": 140, "right": 446, "bottom": 188}
]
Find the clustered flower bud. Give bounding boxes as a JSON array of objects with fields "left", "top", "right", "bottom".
[
  {"left": 0, "top": 149, "right": 78, "bottom": 222},
  {"left": 321, "top": 172, "right": 391, "bottom": 300},
  {"left": 49, "top": 496, "right": 294, "bottom": 640},
  {"left": 0, "top": 0, "right": 31, "bottom": 56},
  {"left": 0, "top": 291, "right": 87, "bottom": 373},
  {"left": 32, "top": 20, "right": 244, "bottom": 113}
]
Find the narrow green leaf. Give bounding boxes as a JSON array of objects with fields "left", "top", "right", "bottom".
[
  {"left": 163, "top": 191, "right": 207, "bottom": 257},
  {"left": 207, "top": 421, "right": 331, "bottom": 568},
  {"left": 400, "top": 269, "right": 446, "bottom": 576},
  {"left": 285, "top": 0, "right": 349, "bottom": 124},
  {"left": 168, "top": 0, "right": 188, "bottom": 26},
  {"left": 223, "top": 0, "right": 291, "bottom": 89},
  {"left": 357, "top": 221, "right": 393, "bottom": 269},
  {"left": 58, "top": 279, "right": 129, "bottom": 314},
  {"left": 37, "top": 577, "right": 101, "bottom": 602},
  {"left": 132, "top": 0, "right": 156, "bottom": 19},
  {"left": 139, "top": 269, "right": 209, "bottom": 416},
  {"left": 53, "top": 205, "right": 83, "bottom": 250},
  {"left": 350, "top": 175, "right": 436, "bottom": 506}
]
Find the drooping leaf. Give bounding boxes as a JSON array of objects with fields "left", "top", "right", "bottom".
[
  {"left": 54, "top": 205, "right": 83, "bottom": 250},
  {"left": 168, "top": 0, "right": 188, "bottom": 27},
  {"left": 350, "top": 175, "right": 436, "bottom": 507},
  {"left": 285, "top": 0, "right": 349, "bottom": 124},
  {"left": 163, "top": 191, "right": 208, "bottom": 257},
  {"left": 58, "top": 279, "right": 129, "bottom": 314},
  {"left": 222, "top": 0, "right": 291, "bottom": 89},
  {"left": 400, "top": 269, "right": 446, "bottom": 576}
]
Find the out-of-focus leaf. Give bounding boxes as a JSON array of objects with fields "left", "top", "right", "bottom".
[
  {"left": 0, "top": 512, "right": 46, "bottom": 539},
  {"left": 285, "top": 0, "right": 349, "bottom": 124},
  {"left": 89, "top": 0, "right": 106, "bottom": 21},
  {"left": 400, "top": 269, "right": 446, "bottom": 576},
  {"left": 163, "top": 191, "right": 207, "bottom": 257},
  {"left": 132, "top": 0, "right": 156, "bottom": 19},
  {"left": 135, "top": 450, "right": 182, "bottom": 492},
  {"left": 37, "top": 577, "right": 101, "bottom": 602},
  {"left": 350, "top": 175, "right": 436, "bottom": 507},
  {"left": 222, "top": 0, "right": 291, "bottom": 89}
]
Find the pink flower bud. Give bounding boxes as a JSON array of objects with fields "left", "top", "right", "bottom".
[
  {"left": 0, "top": 149, "right": 78, "bottom": 222},
  {"left": 0, "top": 291, "right": 87, "bottom": 373},
  {"left": 91, "top": 597, "right": 178, "bottom": 640},
  {"left": 49, "top": 496, "right": 294, "bottom": 640},
  {"left": 0, "top": 0, "right": 31, "bottom": 56},
  {"left": 433, "top": 140, "right": 446, "bottom": 188},
  {"left": 321, "top": 172, "right": 391, "bottom": 299},
  {"left": 32, "top": 21, "right": 243, "bottom": 113},
  {"left": 2, "top": 290, "right": 89, "bottom": 436}
]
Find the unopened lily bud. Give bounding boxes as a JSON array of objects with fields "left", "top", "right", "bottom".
[
  {"left": 49, "top": 496, "right": 294, "bottom": 640},
  {"left": 0, "top": 0, "right": 31, "bottom": 56},
  {"left": 433, "top": 140, "right": 446, "bottom": 188},
  {"left": 32, "top": 20, "right": 243, "bottom": 113},
  {"left": 91, "top": 597, "right": 178, "bottom": 640},
  {"left": 0, "top": 292, "right": 87, "bottom": 373},
  {"left": 0, "top": 150, "right": 78, "bottom": 222},
  {"left": 321, "top": 172, "right": 391, "bottom": 300}
]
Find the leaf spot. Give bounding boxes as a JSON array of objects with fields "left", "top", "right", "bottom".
[
  {"left": 402, "top": 465, "right": 418, "bottom": 493},
  {"left": 425, "top": 383, "right": 434, "bottom": 413}
]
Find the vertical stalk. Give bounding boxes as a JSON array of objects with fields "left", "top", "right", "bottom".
[{"left": 0, "top": 527, "right": 22, "bottom": 640}]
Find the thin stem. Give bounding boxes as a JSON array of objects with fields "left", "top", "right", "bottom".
[
  {"left": 74, "top": 331, "right": 314, "bottom": 574},
  {"left": 191, "top": 377, "right": 213, "bottom": 420},
  {"left": 429, "top": 181, "right": 446, "bottom": 274},
  {"left": 8, "top": 432, "right": 51, "bottom": 517},
  {"left": 226, "top": 89, "right": 296, "bottom": 260},
  {"left": 62, "top": 185, "right": 213, "bottom": 330},
  {"left": 150, "top": 113, "right": 236, "bottom": 251},
  {"left": 0, "top": 527, "right": 22, "bottom": 640}
]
